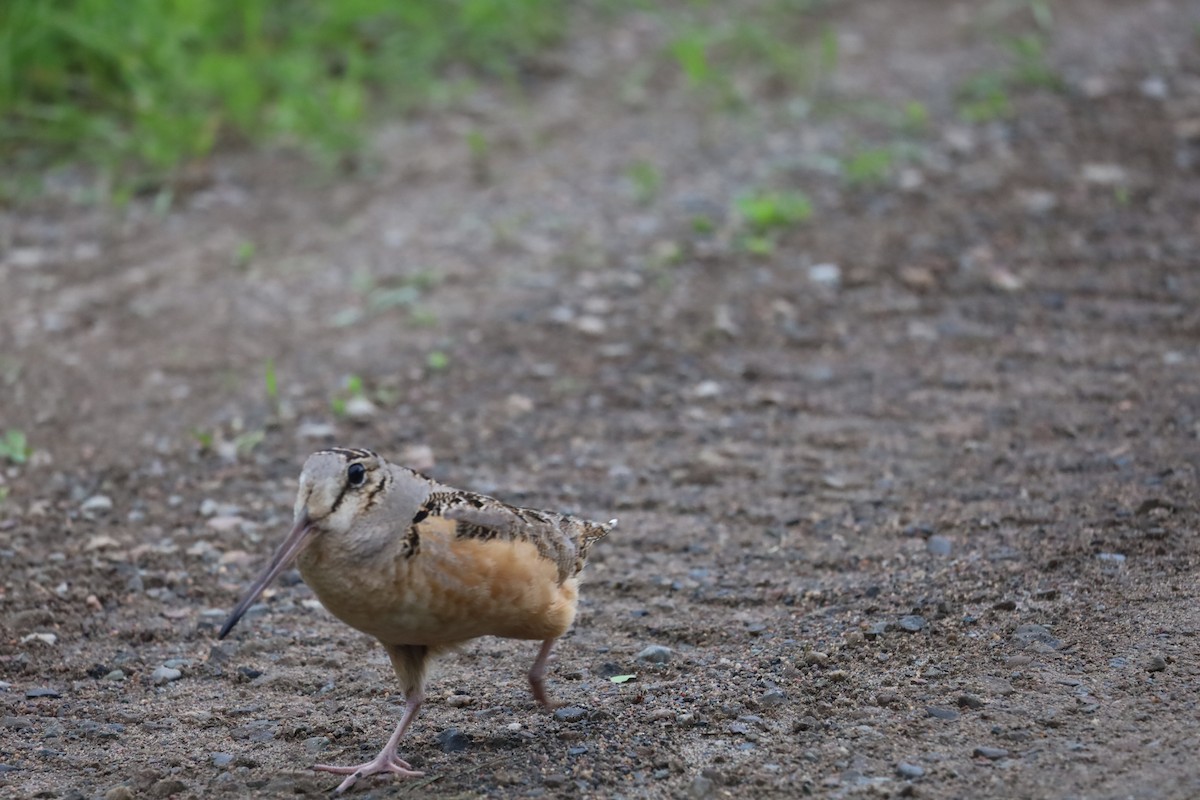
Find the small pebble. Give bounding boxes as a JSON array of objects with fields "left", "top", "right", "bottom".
[
  {"left": 689, "top": 774, "right": 716, "bottom": 798},
  {"left": 211, "top": 752, "right": 234, "bottom": 767},
  {"left": 865, "top": 621, "right": 890, "bottom": 638},
  {"left": 973, "top": 746, "right": 1009, "bottom": 760},
  {"left": 808, "top": 263, "right": 842, "bottom": 288},
  {"left": 303, "top": 736, "right": 330, "bottom": 755},
  {"left": 1147, "top": 655, "right": 1167, "bottom": 673},
  {"left": 760, "top": 689, "right": 787, "bottom": 708},
  {"left": 925, "top": 706, "right": 960, "bottom": 721},
  {"left": 636, "top": 645, "right": 673, "bottom": 664},
  {"left": 343, "top": 395, "right": 378, "bottom": 421},
  {"left": 553, "top": 705, "right": 588, "bottom": 723},
  {"left": 437, "top": 728, "right": 471, "bottom": 753},
  {"left": 446, "top": 694, "right": 475, "bottom": 708},
  {"left": 151, "top": 666, "right": 182, "bottom": 686},
  {"left": 957, "top": 694, "right": 985, "bottom": 710},
  {"left": 20, "top": 632, "right": 58, "bottom": 646},
  {"left": 104, "top": 788, "right": 135, "bottom": 800},
  {"left": 150, "top": 779, "right": 188, "bottom": 798},
  {"left": 898, "top": 615, "right": 926, "bottom": 632},
  {"left": 103, "top": 670, "right": 126, "bottom": 682},
  {"left": 25, "top": 687, "right": 60, "bottom": 699},
  {"left": 896, "top": 762, "right": 925, "bottom": 779},
  {"left": 81, "top": 495, "right": 114, "bottom": 516},
  {"left": 926, "top": 535, "right": 953, "bottom": 556}
]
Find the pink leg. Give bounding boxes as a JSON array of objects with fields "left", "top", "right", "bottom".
[
  {"left": 313, "top": 689, "right": 425, "bottom": 794},
  {"left": 528, "top": 639, "right": 560, "bottom": 709}
]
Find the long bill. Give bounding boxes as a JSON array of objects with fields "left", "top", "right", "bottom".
[{"left": 218, "top": 515, "right": 316, "bottom": 639}]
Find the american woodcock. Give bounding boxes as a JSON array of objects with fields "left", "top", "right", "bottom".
[{"left": 218, "top": 447, "right": 615, "bottom": 793}]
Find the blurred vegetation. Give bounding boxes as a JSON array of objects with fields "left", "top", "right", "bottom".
[{"left": 0, "top": 0, "right": 566, "bottom": 198}]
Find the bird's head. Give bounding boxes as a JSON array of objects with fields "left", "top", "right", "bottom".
[{"left": 218, "top": 448, "right": 387, "bottom": 639}]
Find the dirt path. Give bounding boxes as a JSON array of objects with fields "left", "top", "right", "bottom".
[{"left": 3, "top": 1, "right": 1200, "bottom": 798}]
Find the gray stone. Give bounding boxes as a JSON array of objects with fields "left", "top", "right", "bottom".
[
  {"left": 688, "top": 774, "right": 716, "bottom": 798},
  {"left": 865, "top": 621, "right": 890, "bottom": 638},
  {"left": 957, "top": 694, "right": 985, "bottom": 710},
  {"left": 897, "top": 762, "right": 925, "bottom": 779},
  {"left": 760, "top": 689, "right": 787, "bottom": 708},
  {"left": 1147, "top": 655, "right": 1167, "bottom": 672},
  {"left": 303, "top": 737, "right": 330, "bottom": 755},
  {"left": 925, "top": 706, "right": 960, "bottom": 721},
  {"left": 1012, "top": 623, "right": 1062, "bottom": 651},
  {"left": 151, "top": 666, "right": 182, "bottom": 685},
  {"left": 898, "top": 615, "right": 926, "bottom": 632},
  {"left": 636, "top": 645, "right": 673, "bottom": 664},
  {"left": 973, "top": 746, "right": 1009, "bottom": 760},
  {"left": 553, "top": 705, "right": 588, "bottom": 723},
  {"left": 927, "top": 535, "right": 953, "bottom": 556},
  {"left": 437, "top": 728, "right": 471, "bottom": 753},
  {"left": 25, "top": 687, "right": 61, "bottom": 699},
  {"left": 150, "top": 779, "right": 188, "bottom": 798},
  {"left": 81, "top": 495, "right": 114, "bottom": 516},
  {"left": 211, "top": 753, "right": 234, "bottom": 767},
  {"left": 2, "top": 716, "right": 32, "bottom": 730}
]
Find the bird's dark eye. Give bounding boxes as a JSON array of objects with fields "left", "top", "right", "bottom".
[{"left": 347, "top": 463, "right": 367, "bottom": 487}]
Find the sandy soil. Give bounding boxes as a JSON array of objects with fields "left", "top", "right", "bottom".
[{"left": 3, "top": 1, "right": 1200, "bottom": 798}]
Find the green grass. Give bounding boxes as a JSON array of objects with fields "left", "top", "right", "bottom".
[
  {"left": 662, "top": 0, "right": 829, "bottom": 109},
  {"left": 1, "top": 0, "right": 566, "bottom": 197},
  {"left": 627, "top": 160, "right": 662, "bottom": 205},
  {"left": 0, "top": 429, "right": 30, "bottom": 464},
  {"left": 955, "top": 29, "right": 1061, "bottom": 123},
  {"left": 330, "top": 374, "right": 366, "bottom": 417},
  {"left": 842, "top": 147, "right": 894, "bottom": 186},
  {"left": 736, "top": 190, "right": 812, "bottom": 233},
  {"left": 734, "top": 189, "right": 812, "bottom": 256}
]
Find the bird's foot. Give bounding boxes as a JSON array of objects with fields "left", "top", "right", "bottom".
[{"left": 314, "top": 751, "right": 423, "bottom": 794}]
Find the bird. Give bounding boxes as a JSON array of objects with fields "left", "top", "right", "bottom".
[{"left": 218, "top": 447, "right": 615, "bottom": 794}]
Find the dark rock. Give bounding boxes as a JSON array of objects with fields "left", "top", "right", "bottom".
[
  {"left": 957, "top": 694, "right": 985, "bottom": 710},
  {"left": 25, "top": 687, "right": 60, "bottom": 699},
  {"left": 1012, "top": 623, "right": 1062, "bottom": 651},
  {"left": 437, "top": 728, "right": 471, "bottom": 753},
  {"left": 925, "top": 706, "right": 960, "bottom": 721},
  {"left": 554, "top": 706, "right": 588, "bottom": 723},
  {"left": 567, "top": 745, "right": 588, "bottom": 756},
  {"left": 973, "top": 746, "right": 1009, "bottom": 760},
  {"left": 150, "top": 779, "right": 188, "bottom": 798},
  {"left": 2, "top": 716, "right": 32, "bottom": 730},
  {"left": 1147, "top": 655, "right": 1167, "bottom": 672},
  {"left": 992, "top": 599, "right": 1017, "bottom": 611},
  {"left": 596, "top": 662, "right": 623, "bottom": 678},
  {"left": 689, "top": 774, "right": 716, "bottom": 798}
]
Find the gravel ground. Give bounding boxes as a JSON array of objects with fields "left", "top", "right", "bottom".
[{"left": 3, "top": 1, "right": 1200, "bottom": 798}]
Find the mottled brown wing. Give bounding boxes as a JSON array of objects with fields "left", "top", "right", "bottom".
[{"left": 416, "top": 490, "right": 613, "bottom": 583}]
